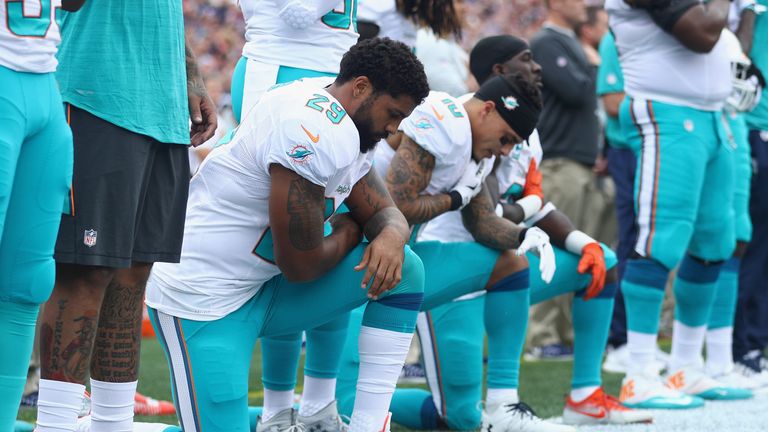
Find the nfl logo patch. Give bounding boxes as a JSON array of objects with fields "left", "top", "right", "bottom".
[{"left": 83, "top": 229, "right": 97, "bottom": 248}]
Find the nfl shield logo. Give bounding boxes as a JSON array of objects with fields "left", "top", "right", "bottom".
[{"left": 83, "top": 229, "right": 97, "bottom": 248}]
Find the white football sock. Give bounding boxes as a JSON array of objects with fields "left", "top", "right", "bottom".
[
  {"left": 349, "top": 326, "right": 412, "bottom": 432},
  {"left": 706, "top": 327, "right": 734, "bottom": 376},
  {"left": 627, "top": 331, "right": 658, "bottom": 377},
  {"left": 485, "top": 388, "right": 519, "bottom": 411},
  {"left": 90, "top": 378, "right": 136, "bottom": 432},
  {"left": 570, "top": 385, "right": 599, "bottom": 403},
  {"left": 299, "top": 376, "right": 336, "bottom": 417},
  {"left": 670, "top": 320, "right": 706, "bottom": 372},
  {"left": 262, "top": 389, "right": 294, "bottom": 422},
  {"left": 36, "top": 379, "right": 86, "bottom": 432}
]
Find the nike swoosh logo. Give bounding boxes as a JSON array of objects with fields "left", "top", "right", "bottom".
[
  {"left": 573, "top": 407, "right": 607, "bottom": 419},
  {"left": 431, "top": 105, "right": 444, "bottom": 121},
  {"left": 301, "top": 125, "right": 320, "bottom": 143}
]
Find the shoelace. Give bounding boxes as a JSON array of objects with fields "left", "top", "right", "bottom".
[{"left": 503, "top": 402, "right": 538, "bottom": 420}]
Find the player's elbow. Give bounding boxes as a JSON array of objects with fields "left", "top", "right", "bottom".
[{"left": 274, "top": 256, "right": 317, "bottom": 283}]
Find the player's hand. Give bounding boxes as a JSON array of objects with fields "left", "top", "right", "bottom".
[
  {"left": 516, "top": 227, "right": 556, "bottom": 283},
  {"left": 523, "top": 160, "right": 544, "bottom": 199},
  {"left": 188, "top": 82, "right": 218, "bottom": 147},
  {"left": 578, "top": 242, "right": 606, "bottom": 300},
  {"left": 355, "top": 227, "right": 406, "bottom": 299},
  {"left": 452, "top": 158, "right": 492, "bottom": 209}
]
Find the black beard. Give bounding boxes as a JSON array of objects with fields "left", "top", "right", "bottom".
[{"left": 352, "top": 94, "right": 381, "bottom": 153}]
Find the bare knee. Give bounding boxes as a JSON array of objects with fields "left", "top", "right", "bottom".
[{"left": 485, "top": 250, "right": 528, "bottom": 289}]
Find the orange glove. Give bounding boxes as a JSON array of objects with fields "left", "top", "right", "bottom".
[
  {"left": 523, "top": 159, "right": 544, "bottom": 200},
  {"left": 578, "top": 242, "right": 606, "bottom": 300}
]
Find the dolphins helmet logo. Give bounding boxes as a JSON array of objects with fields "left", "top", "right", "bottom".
[{"left": 502, "top": 95, "right": 519, "bottom": 111}]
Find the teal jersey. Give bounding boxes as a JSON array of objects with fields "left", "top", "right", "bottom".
[
  {"left": 746, "top": 0, "right": 768, "bottom": 131},
  {"left": 597, "top": 32, "right": 627, "bottom": 148},
  {"left": 56, "top": 0, "right": 189, "bottom": 144}
]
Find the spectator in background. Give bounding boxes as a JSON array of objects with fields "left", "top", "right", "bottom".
[
  {"left": 734, "top": 0, "right": 768, "bottom": 381},
  {"left": 526, "top": 0, "right": 600, "bottom": 359}
]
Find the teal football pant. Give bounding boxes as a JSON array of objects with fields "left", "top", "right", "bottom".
[
  {"left": 149, "top": 244, "right": 424, "bottom": 432},
  {"left": 0, "top": 65, "right": 72, "bottom": 431},
  {"left": 337, "top": 244, "right": 617, "bottom": 429}
]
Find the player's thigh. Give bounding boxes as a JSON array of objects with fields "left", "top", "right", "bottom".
[
  {"left": 0, "top": 65, "right": 27, "bottom": 236},
  {"left": 150, "top": 306, "right": 258, "bottom": 432},
  {"left": 133, "top": 142, "right": 190, "bottom": 264},
  {"left": 689, "top": 138, "right": 736, "bottom": 261},
  {"left": 419, "top": 298, "right": 484, "bottom": 430},
  {"left": 0, "top": 75, "right": 72, "bottom": 304},
  {"left": 54, "top": 105, "right": 154, "bottom": 268},
  {"left": 622, "top": 99, "right": 709, "bottom": 268},
  {"left": 729, "top": 114, "right": 752, "bottom": 242},
  {"left": 259, "top": 243, "right": 422, "bottom": 337},
  {"left": 412, "top": 241, "right": 499, "bottom": 310},
  {"left": 231, "top": 58, "right": 279, "bottom": 123}
]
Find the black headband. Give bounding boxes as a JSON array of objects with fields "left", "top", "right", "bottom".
[{"left": 475, "top": 75, "right": 540, "bottom": 140}]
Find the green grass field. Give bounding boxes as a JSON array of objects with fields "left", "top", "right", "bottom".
[{"left": 17, "top": 336, "right": 626, "bottom": 429}]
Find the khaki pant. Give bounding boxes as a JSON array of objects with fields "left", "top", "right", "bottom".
[{"left": 526, "top": 158, "right": 617, "bottom": 348}]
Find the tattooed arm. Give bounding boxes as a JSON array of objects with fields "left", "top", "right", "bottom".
[
  {"left": 269, "top": 164, "right": 362, "bottom": 282},
  {"left": 345, "top": 170, "right": 410, "bottom": 298},
  {"left": 386, "top": 135, "right": 452, "bottom": 225},
  {"left": 185, "top": 38, "right": 217, "bottom": 146},
  {"left": 461, "top": 183, "right": 526, "bottom": 251}
]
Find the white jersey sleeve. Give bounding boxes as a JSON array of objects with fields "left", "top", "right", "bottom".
[
  {"left": 0, "top": 0, "right": 62, "bottom": 72},
  {"left": 496, "top": 129, "right": 544, "bottom": 201},
  {"left": 241, "top": 0, "right": 358, "bottom": 74},
  {"left": 145, "top": 78, "right": 368, "bottom": 321},
  {"left": 398, "top": 91, "right": 473, "bottom": 195}
]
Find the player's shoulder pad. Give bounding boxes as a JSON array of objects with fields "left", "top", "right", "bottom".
[{"left": 399, "top": 91, "right": 470, "bottom": 160}]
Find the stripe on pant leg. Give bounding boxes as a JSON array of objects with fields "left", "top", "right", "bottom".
[
  {"left": 155, "top": 310, "right": 201, "bottom": 431},
  {"left": 151, "top": 308, "right": 187, "bottom": 432},
  {"left": 630, "top": 99, "right": 660, "bottom": 257},
  {"left": 416, "top": 311, "right": 446, "bottom": 418}
]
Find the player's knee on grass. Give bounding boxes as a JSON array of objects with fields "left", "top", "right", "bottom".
[{"left": 485, "top": 249, "right": 529, "bottom": 289}]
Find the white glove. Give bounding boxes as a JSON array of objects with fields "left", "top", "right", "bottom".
[
  {"left": 451, "top": 158, "right": 492, "bottom": 209},
  {"left": 515, "top": 227, "right": 556, "bottom": 283}
]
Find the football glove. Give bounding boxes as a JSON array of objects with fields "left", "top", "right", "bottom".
[
  {"left": 516, "top": 227, "right": 556, "bottom": 283},
  {"left": 578, "top": 242, "right": 607, "bottom": 300},
  {"left": 451, "top": 158, "right": 491, "bottom": 209}
]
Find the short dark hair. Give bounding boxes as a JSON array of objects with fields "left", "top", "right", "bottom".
[{"left": 336, "top": 38, "right": 430, "bottom": 105}]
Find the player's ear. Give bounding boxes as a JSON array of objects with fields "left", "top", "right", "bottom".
[
  {"left": 352, "top": 76, "right": 373, "bottom": 99},
  {"left": 480, "top": 100, "right": 496, "bottom": 120}
]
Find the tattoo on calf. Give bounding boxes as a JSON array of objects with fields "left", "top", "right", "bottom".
[
  {"left": 91, "top": 278, "right": 145, "bottom": 381},
  {"left": 287, "top": 177, "right": 325, "bottom": 250},
  {"left": 41, "top": 299, "right": 99, "bottom": 383}
]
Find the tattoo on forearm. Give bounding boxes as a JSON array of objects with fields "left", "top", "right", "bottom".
[
  {"left": 387, "top": 140, "right": 449, "bottom": 224},
  {"left": 364, "top": 207, "right": 409, "bottom": 242},
  {"left": 185, "top": 44, "right": 207, "bottom": 98},
  {"left": 287, "top": 177, "right": 325, "bottom": 250},
  {"left": 462, "top": 188, "right": 522, "bottom": 250},
  {"left": 90, "top": 277, "right": 145, "bottom": 381}
]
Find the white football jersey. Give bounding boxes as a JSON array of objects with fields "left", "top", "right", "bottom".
[
  {"left": 241, "top": 0, "right": 358, "bottom": 74},
  {"left": 358, "top": 0, "right": 417, "bottom": 48},
  {"left": 605, "top": 0, "right": 731, "bottom": 111},
  {"left": 0, "top": 0, "right": 62, "bottom": 72},
  {"left": 418, "top": 131, "right": 542, "bottom": 244},
  {"left": 146, "top": 78, "right": 373, "bottom": 321}
]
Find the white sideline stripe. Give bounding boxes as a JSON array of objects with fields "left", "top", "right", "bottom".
[
  {"left": 416, "top": 311, "right": 444, "bottom": 417},
  {"left": 632, "top": 99, "right": 658, "bottom": 257},
  {"left": 156, "top": 310, "right": 198, "bottom": 432}
]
